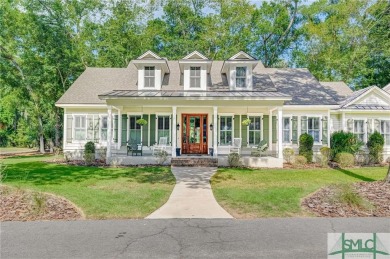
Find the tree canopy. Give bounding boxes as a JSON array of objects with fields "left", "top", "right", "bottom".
[{"left": 0, "top": 0, "right": 389, "bottom": 150}]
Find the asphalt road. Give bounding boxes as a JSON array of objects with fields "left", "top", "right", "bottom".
[{"left": 1, "top": 218, "right": 389, "bottom": 259}]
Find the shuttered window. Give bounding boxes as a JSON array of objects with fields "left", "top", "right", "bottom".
[
  {"left": 144, "top": 66, "right": 155, "bottom": 88},
  {"left": 87, "top": 115, "right": 100, "bottom": 142},
  {"left": 74, "top": 116, "right": 86, "bottom": 141},
  {"left": 101, "top": 116, "right": 108, "bottom": 141},
  {"left": 219, "top": 116, "right": 233, "bottom": 145},
  {"left": 157, "top": 116, "right": 170, "bottom": 144},
  {"left": 353, "top": 120, "right": 365, "bottom": 142},
  {"left": 248, "top": 116, "right": 261, "bottom": 145},
  {"left": 308, "top": 117, "right": 320, "bottom": 142},
  {"left": 190, "top": 67, "right": 201, "bottom": 88},
  {"left": 380, "top": 120, "right": 390, "bottom": 145},
  {"left": 282, "top": 117, "right": 291, "bottom": 143}
]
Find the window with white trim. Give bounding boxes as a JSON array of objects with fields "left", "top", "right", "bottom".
[
  {"left": 101, "top": 116, "right": 108, "bottom": 141},
  {"left": 190, "top": 67, "right": 201, "bottom": 88},
  {"left": 86, "top": 115, "right": 100, "bottom": 142},
  {"left": 353, "top": 120, "right": 365, "bottom": 142},
  {"left": 282, "top": 117, "right": 291, "bottom": 143},
  {"left": 380, "top": 120, "right": 390, "bottom": 145},
  {"left": 308, "top": 117, "right": 320, "bottom": 142},
  {"left": 248, "top": 116, "right": 261, "bottom": 145},
  {"left": 144, "top": 66, "right": 155, "bottom": 88},
  {"left": 74, "top": 116, "right": 86, "bottom": 141},
  {"left": 236, "top": 67, "right": 246, "bottom": 88},
  {"left": 219, "top": 116, "right": 233, "bottom": 145},
  {"left": 158, "top": 116, "right": 170, "bottom": 144},
  {"left": 129, "top": 116, "right": 142, "bottom": 144}
]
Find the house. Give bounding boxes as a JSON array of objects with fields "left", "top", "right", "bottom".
[{"left": 55, "top": 50, "right": 390, "bottom": 167}]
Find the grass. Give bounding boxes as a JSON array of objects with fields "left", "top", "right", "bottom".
[
  {"left": 1, "top": 155, "right": 175, "bottom": 219},
  {"left": 211, "top": 167, "right": 387, "bottom": 218}
]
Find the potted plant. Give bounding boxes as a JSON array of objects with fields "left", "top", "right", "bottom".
[
  {"left": 136, "top": 118, "right": 148, "bottom": 126},
  {"left": 241, "top": 118, "right": 251, "bottom": 126}
]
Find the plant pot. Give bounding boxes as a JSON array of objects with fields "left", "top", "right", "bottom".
[{"left": 176, "top": 148, "right": 181, "bottom": 156}]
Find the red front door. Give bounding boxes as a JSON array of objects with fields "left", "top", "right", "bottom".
[{"left": 182, "top": 114, "right": 208, "bottom": 154}]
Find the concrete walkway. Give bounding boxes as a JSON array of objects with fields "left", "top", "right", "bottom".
[{"left": 146, "top": 167, "right": 233, "bottom": 219}]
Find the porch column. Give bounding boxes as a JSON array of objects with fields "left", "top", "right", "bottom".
[
  {"left": 213, "top": 106, "right": 218, "bottom": 157},
  {"left": 269, "top": 109, "right": 273, "bottom": 151},
  {"left": 107, "top": 105, "right": 112, "bottom": 160},
  {"left": 277, "top": 108, "right": 283, "bottom": 159},
  {"left": 341, "top": 112, "right": 346, "bottom": 131},
  {"left": 172, "top": 106, "right": 177, "bottom": 157},
  {"left": 117, "top": 108, "right": 122, "bottom": 150}
]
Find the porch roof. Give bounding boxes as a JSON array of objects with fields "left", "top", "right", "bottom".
[{"left": 98, "top": 90, "right": 291, "bottom": 100}]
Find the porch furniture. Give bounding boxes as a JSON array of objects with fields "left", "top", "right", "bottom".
[
  {"left": 251, "top": 140, "right": 268, "bottom": 157},
  {"left": 127, "top": 141, "right": 143, "bottom": 156},
  {"left": 152, "top": 137, "right": 168, "bottom": 155},
  {"left": 229, "top": 138, "right": 242, "bottom": 154}
]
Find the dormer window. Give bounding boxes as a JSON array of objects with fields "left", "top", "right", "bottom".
[
  {"left": 236, "top": 67, "right": 247, "bottom": 88},
  {"left": 144, "top": 66, "right": 155, "bottom": 88},
  {"left": 190, "top": 67, "right": 201, "bottom": 88}
]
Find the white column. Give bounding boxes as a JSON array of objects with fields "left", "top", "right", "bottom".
[
  {"left": 269, "top": 110, "right": 273, "bottom": 151},
  {"left": 327, "top": 111, "right": 331, "bottom": 147},
  {"left": 148, "top": 114, "right": 151, "bottom": 147},
  {"left": 107, "top": 106, "right": 112, "bottom": 159},
  {"left": 126, "top": 115, "right": 130, "bottom": 143},
  {"left": 172, "top": 106, "right": 177, "bottom": 157},
  {"left": 118, "top": 108, "right": 122, "bottom": 149},
  {"left": 277, "top": 108, "right": 283, "bottom": 159},
  {"left": 63, "top": 108, "right": 67, "bottom": 151},
  {"left": 341, "top": 112, "right": 346, "bottom": 131},
  {"left": 239, "top": 114, "right": 242, "bottom": 143},
  {"left": 213, "top": 106, "right": 218, "bottom": 157}
]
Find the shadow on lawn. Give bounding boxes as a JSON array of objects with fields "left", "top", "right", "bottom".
[
  {"left": 335, "top": 168, "right": 376, "bottom": 182},
  {"left": 4, "top": 162, "right": 175, "bottom": 186}
]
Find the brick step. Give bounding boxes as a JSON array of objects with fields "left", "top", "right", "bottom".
[{"left": 171, "top": 157, "right": 218, "bottom": 167}]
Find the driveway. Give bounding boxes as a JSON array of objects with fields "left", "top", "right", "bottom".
[
  {"left": 1, "top": 218, "right": 389, "bottom": 258},
  {"left": 146, "top": 167, "right": 232, "bottom": 219}
]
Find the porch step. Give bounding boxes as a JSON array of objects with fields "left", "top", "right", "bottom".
[{"left": 171, "top": 157, "right": 218, "bottom": 167}]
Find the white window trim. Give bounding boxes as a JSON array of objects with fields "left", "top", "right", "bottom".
[
  {"left": 380, "top": 119, "right": 390, "bottom": 146},
  {"left": 353, "top": 119, "right": 366, "bottom": 143},
  {"left": 128, "top": 115, "right": 143, "bottom": 145},
  {"left": 219, "top": 115, "right": 234, "bottom": 146},
  {"left": 282, "top": 116, "right": 292, "bottom": 145},
  {"left": 156, "top": 114, "right": 172, "bottom": 146},
  {"left": 189, "top": 66, "right": 201, "bottom": 88},
  {"left": 246, "top": 114, "right": 263, "bottom": 147},
  {"left": 307, "top": 116, "right": 322, "bottom": 144},
  {"left": 70, "top": 113, "right": 109, "bottom": 144},
  {"left": 236, "top": 66, "right": 247, "bottom": 88},
  {"left": 144, "top": 66, "right": 155, "bottom": 88}
]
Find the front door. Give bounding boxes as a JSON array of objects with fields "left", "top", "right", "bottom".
[{"left": 182, "top": 114, "right": 208, "bottom": 154}]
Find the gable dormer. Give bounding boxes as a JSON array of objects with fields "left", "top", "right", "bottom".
[
  {"left": 179, "top": 51, "right": 212, "bottom": 91},
  {"left": 221, "top": 51, "right": 260, "bottom": 90},
  {"left": 133, "top": 50, "right": 169, "bottom": 90}
]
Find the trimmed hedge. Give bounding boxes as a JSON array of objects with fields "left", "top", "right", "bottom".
[
  {"left": 335, "top": 152, "right": 355, "bottom": 168},
  {"left": 299, "top": 133, "right": 313, "bottom": 163}
]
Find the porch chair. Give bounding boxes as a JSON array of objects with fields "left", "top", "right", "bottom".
[
  {"left": 152, "top": 137, "right": 168, "bottom": 155},
  {"left": 127, "top": 140, "right": 143, "bottom": 156},
  {"left": 251, "top": 140, "right": 268, "bottom": 157},
  {"left": 229, "top": 138, "right": 242, "bottom": 154}
]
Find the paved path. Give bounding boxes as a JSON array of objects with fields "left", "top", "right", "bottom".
[
  {"left": 2, "top": 218, "right": 389, "bottom": 259},
  {"left": 146, "top": 167, "right": 232, "bottom": 219}
]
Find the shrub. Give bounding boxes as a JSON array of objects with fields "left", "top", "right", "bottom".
[
  {"left": 320, "top": 146, "right": 331, "bottom": 167},
  {"left": 84, "top": 141, "right": 95, "bottom": 154},
  {"left": 283, "top": 148, "right": 295, "bottom": 164},
  {"left": 84, "top": 141, "right": 96, "bottom": 165},
  {"left": 299, "top": 133, "right": 313, "bottom": 163},
  {"left": 330, "top": 131, "right": 363, "bottom": 159},
  {"left": 154, "top": 150, "right": 168, "bottom": 165},
  {"left": 228, "top": 153, "right": 241, "bottom": 167},
  {"left": 367, "top": 131, "right": 384, "bottom": 164},
  {"left": 293, "top": 155, "right": 307, "bottom": 167},
  {"left": 335, "top": 152, "right": 355, "bottom": 168}
]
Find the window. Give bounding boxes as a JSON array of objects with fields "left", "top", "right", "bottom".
[
  {"left": 248, "top": 116, "right": 261, "bottom": 145},
  {"left": 86, "top": 115, "right": 100, "bottom": 142},
  {"left": 220, "top": 116, "right": 232, "bottom": 145},
  {"left": 380, "top": 120, "right": 390, "bottom": 145},
  {"left": 101, "top": 116, "right": 108, "bottom": 141},
  {"left": 354, "top": 120, "right": 365, "bottom": 142},
  {"left": 74, "top": 116, "right": 86, "bottom": 141},
  {"left": 158, "top": 116, "right": 170, "bottom": 144},
  {"left": 282, "top": 117, "right": 291, "bottom": 143},
  {"left": 236, "top": 67, "right": 246, "bottom": 88},
  {"left": 190, "top": 67, "right": 201, "bottom": 88},
  {"left": 129, "top": 116, "right": 142, "bottom": 144},
  {"left": 144, "top": 66, "right": 155, "bottom": 88},
  {"left": 308, "top": 117, "right": 320, "bottom": 142}
]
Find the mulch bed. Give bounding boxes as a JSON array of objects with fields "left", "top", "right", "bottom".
[
  {"left": 302, "top": 181, "right": 390, "bottom": 217},
  {"left": 0, "top": 185, "right": 84, "bottom": 221}
]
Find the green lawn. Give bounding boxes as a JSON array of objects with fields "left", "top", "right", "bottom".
[
  {"left": 211, "top": 167, "right": 387, "bottom": 218},
  {"left": 1, "top": 155, "right": 175, "bottom": 219}
]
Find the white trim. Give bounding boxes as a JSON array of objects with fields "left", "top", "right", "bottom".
[
  {"left": 137, "top": 50, "right": 162, "bottom": 60},
  {"left": 229, "top": 51, "right": 255, "bottom": 60},
  {"left": 183, "top": 51, "right": 208, "bottom": 60},
  {"left": 343, "top": 86, "right": 390, "bottom": 107},
  {"left": 55, "top": 104, "right": 107, "bottom": 108}
]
